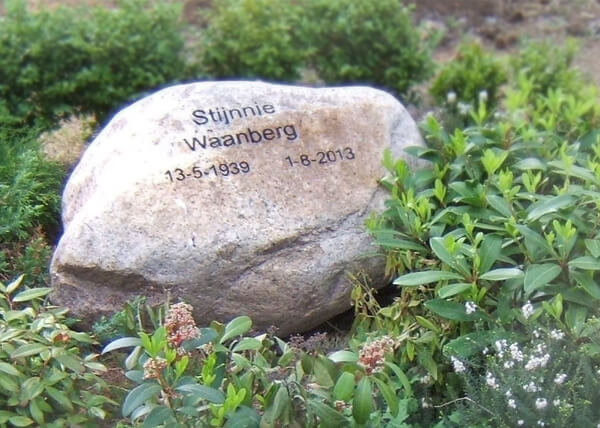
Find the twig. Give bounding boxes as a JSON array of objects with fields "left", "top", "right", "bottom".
[{"left": 433, "top": 396, "right": 496, "bottom": 417}]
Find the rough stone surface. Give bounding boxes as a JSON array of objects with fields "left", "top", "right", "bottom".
[{"left": 50, "top": 81, "right": 424, "bottom": 336}]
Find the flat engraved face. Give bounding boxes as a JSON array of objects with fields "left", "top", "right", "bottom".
[{"left": 62, "top": 83, "right": 394, "bottom": 242}]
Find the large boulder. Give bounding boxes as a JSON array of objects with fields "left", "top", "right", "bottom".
[{"left": 50, "top": 81, "right": 423, "bottom": 336}]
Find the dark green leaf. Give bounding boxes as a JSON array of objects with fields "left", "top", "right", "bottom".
[
  {"left": 46, "top": 386, "right": 74, "bottom": 411},
  {"left": 438, "top": 283, "right": 472, "bottom": 298},
  {"left": 513, "top": 158, "right": 546, "bottom": 170},
  {"left": 424, "top": 299, "right": 473, "bottom": 321},
  {"left": 122, "top": 383, "right": 162, "bottom": 417},
  {"left": 12, "top": 287, "right": 52, "bottom": 302},
  {"left": 569, "top": 256, "right": 600, "bottom": 270},
  {"left": 333, "top": 372, "right": 355, "bottom": 402},
  {"left": 11, "top": 343, "right": 47, "bottom": 359},
  {"left": 572, "top": 271, "right": 600, "bottom": 299},
  {"left": 232, "top": 338, "right": 262, "bottom": 352},
  {"left": 585, "top": 239, "right": 600, "bottom": 258},
  {"left": 352, "top": 377, "right": 373, "bottom": 425},
  {"left": 8, "top": 416, "right": 33, "bottom": 427},
  {"left": 221, "top": 316, "right": 252, "bottom": 343},
  {"left": 224, "top": 406, "right": 260, "bottom": 428},
  {"left": 385, "top": 362, "right": 412, "bottom": 396},
  {"left": 478, "top": 235, "right": 502, "bottom": 274},
  {"left": 142, "top": 405, "right": 173, "bottom": 428},
  {"left": 308, "top": 401, "right": 349, "bottom": 428},
  {"left": 515, "top": 225, "right": 554, "bottom": 258},
  {"left": 486, "top": 195, "right": 512, "bottom": 217},
  {"left": 373, "top": 377, "right": 399, "bottom": 417},
  {"left": 524, "top": 264, "right": 562, "bottom": 295},
  {"left": 527, "top": 195, "right": 574, "bottom": 221},
  {"left": 175, "top": 384, "right": 224, "bottom": 404}
]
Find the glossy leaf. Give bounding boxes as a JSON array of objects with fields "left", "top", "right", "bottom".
[
  {"left": 232, "top": 338, "right": 262, "bottom": 352},
  {"left": 10, "top": 343, "right": 47, "bottom": 359},
  {"left": 424, "top": 299, "right": 473, "bottom": 321},
  {"left": 373, "top": 376, "right": 399, "bottom": 417},
  {"left": 175, "top": 384, "right": 225, "bottom": 404},
  {"left": 352, "top": 377, "right": 373, "bottom": 425},
  {"left": 328, "top": 350, "right": 358, "bottom": 363},
  {"left": 479, "top": 268, "right": 523, "bottom": 281},
  {"left": 572, "top": 271, "right": 600, "bottom": 299},
  {"left": 122, "top": 383, "right": 162, "bottom": 417},
  {"left": 585, "top": 239, "right": 600, "bottom": 258},
  {"left": 524, "top": 264, "right": 561, "bottom": 294},
  {"left": 438, "top": 282, "right": 472, "bottom": 299},
  {"left": 527, "top": 194, "right": 574, "bottom": 221},
  {"left": 12, "top": 287, "right": 52, "bottom": 302},
  {"left": 569, "top": 256, "right": 600, "bottom": 270},
  {"left": 333, "top": 372, "right": 355, "bottom": 401},
  {"left": 394, "top": 270, "right": 464, "bottom": 286},
  {"left": 102, "top": 337, "right": 142, "bottom": 354},
  {"left": 142, "top": 405, "right": 173, "bottom": 428},
  {"left": 221, "top": 316, "right": 252, "bottom": 343},
  {"left": 478, "top": 235, "right": 502, "bottom": 274},
  {"left": 308, "top": 401, "right": 349, "bottom": 428}
]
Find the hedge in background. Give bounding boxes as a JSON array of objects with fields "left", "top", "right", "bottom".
[
  {"left": 201, "top": 0, "right": 305, "bottom": 81},
  {"left": 303, "top": 0, "right": 435, "bottom": 97},
  {"left": 0, "top": 0, "right": 195, "bottom": 128}
]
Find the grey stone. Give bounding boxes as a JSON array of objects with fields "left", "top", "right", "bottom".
[{"left": 50, "top": 81, "right": 423, "bottom": 336}]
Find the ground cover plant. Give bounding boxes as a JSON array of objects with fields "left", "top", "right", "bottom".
[{"left": 2, "top": 0, "right": 600, "bottom": 426}]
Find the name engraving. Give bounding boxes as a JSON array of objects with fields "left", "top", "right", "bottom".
[{"left": 165, "top": 100, "right": 360, "bottom": 185}]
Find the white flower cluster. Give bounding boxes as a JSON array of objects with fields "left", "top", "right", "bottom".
[
  {"left": 525, "top": 343, "right": 550, "bottom": 371},
  {"left": 486, "top": 371, "right": 499, "bottom": 390},
  {"left": 554, "top": 373, "right": 567, "bottom": 385},
  {"left": 549, "top": 329, "right": 565, "bottom": 340},
  {"left": 521, "top": 301, "right": 534, "bottom": 319},
  {"left": 535, "top": 398, "right": 548, "bottom": 410},
  {"left": 524, "top": 381, "right": 538, "bottom": 393},
  {"left": 451, "top": 356, "right": 466, "bottom": 373},
  {"left": 465, "top": 301, "right": 477, "bottom": 315}
]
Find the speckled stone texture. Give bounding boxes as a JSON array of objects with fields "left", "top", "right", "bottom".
[{"left": 50, "top": 81, "right": 424, "bottom": 335}]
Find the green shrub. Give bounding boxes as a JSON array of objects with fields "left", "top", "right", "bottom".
[
  {"left": 0, "top": 0, "right": 194, "bottom": 127},
  {"left": 455, "top": 323, "right": 600, "bottom": 427},
  {"left": 0, "top": 129, "right": 64, "bottom": 286},
  {"left": 303, "top": 0, "right": 435, "bottom": 97},
  {"left": 511, "top": 39, "right": 581, "bottom": 99},
  {"left": 201, "top": 0, "right": 305, "bottom": 81},
  {"left": 0, "top": 275, "right": 116, "bottom": 426},
  {"left": 430, "top": 42, "right": 507, "bottom": 110}
]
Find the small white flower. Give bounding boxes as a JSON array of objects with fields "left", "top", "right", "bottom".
[
  {"left": 535, "top": 398, "right": 548, "bottom": 410},
  {"left": 420, "top": 373, "right": 432, "bottom": 384},
  {"left": 421, "top": 397, "right": 431, "bottom": 409},
  {"left": 509, "top": 343, "right": 524, "bottom": 362},
  {"left": 505, "top": 389, "right": 512, "bottom": 397},
  {"left": 524, "top": 381, "right": 538, "bottom": 393},
  {"left": 522, "top": 301, "right": 534, "bottom": 319},
  {"left": 518, "top": 420, "right": 524, "bottom": 426},
  {"left": 457, "top": 102, "right": 472, "bottom": 116},
  {"left": 478, "top": 90, "right": 488, "bottom": 103},
  {"left": 554, "top": 373, "right": 567, "bottom": 384},
  {"left": 550, "top": 329, "right": 565, "bottom": 340},
  {"left": 447, "top": 91, "right": 457, "bottom": 104},
  {"left": 486, "top": 372, "right": 499, "bottom": 390},
  {"left": 482, "top": 347, "right": 489, "bottom": 355},
  {"left": 533, "top": 329, "right": 541, "bottom": 338},
  {"left": 465, "top": 301, "right": 477, "bottom": 315},
  {"left": 504, "top": 360, "right": 515, "bottom": 369},
  {"left": 451, "top": 356, "right": 466, "bottom": 373},
  {"left": 553, "top": 399, "right": 561, "bottom": 406},
  {"left": 508, "top": 398, "right": 516, "bottom": 409},
  {"left": 538, "top": 421, "right": 545, "bottom": 427},
  {"left": 525, "top": 353, "right": 550, "bottom": 371}
]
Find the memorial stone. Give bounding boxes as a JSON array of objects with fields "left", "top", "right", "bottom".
[{"left": 50, "top": 81, "right": 424, "bottom": 336}]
